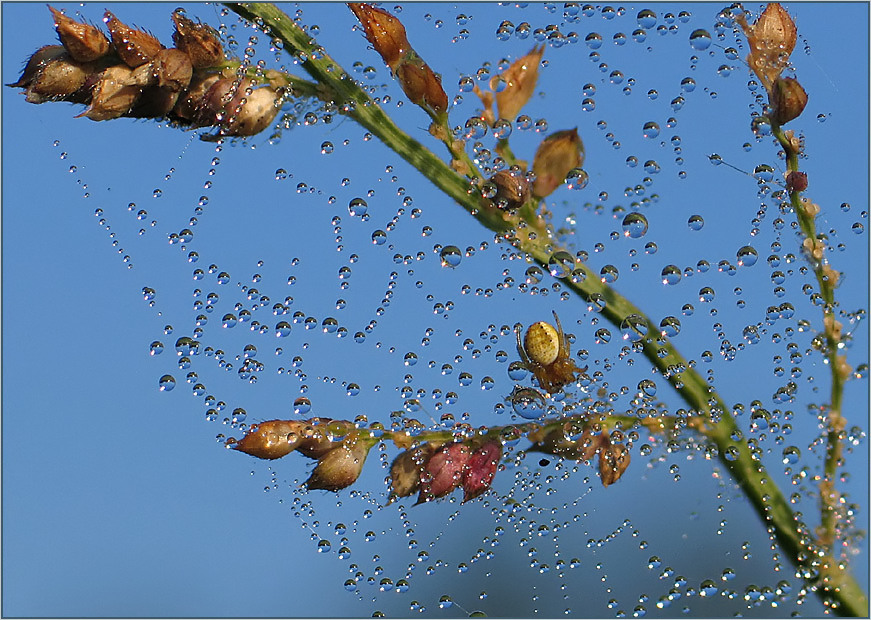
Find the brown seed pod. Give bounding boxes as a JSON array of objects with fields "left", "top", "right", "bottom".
[
  {"left": 18, "top": 48, "right": 95, "bottom": 104},
  {"left": 8, "top": 45, "right": 67, "bottom": 89},
  {"left": 171, "top": 72, "right": 222, "bottom": 121},
  {"left": 104, "top": 10, "right": 164, "bottom": 68},
  {"left": 172, "top": 11, "right": 224, "bottom": 68},
  {"left": 487, "top": 169, "right": 530, "bottom": 210},
  {"left": 49, "top": 6, "right": 110, "bottom": 62},
  {"left": 532, "top": 128, "right": 584, "bottom": 198},
  {"left": 388, "top": 444, "right": 436, "bottom": 501},
  {"left": 599, "top": 441, "right": 631, "bottom": 487},
  {"left": 232, "top": 419, "right": 308, "bottom": 460},
  {"left": 305, "top": 433, "right": 372, "bottom": 492},
  {"left": 153, "top": 48, "right": 193, "bottom": 92}
]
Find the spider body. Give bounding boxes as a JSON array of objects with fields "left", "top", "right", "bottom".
[{"left": 516, "top": 311, "right": 584, "bottom": 394}]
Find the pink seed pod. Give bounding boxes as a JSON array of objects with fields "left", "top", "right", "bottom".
[
  {"left": 461, "top": 440, "right": 503, "bottom": 503},
  {"left": 416, "top": 442, "right": 471, "bottom": 504},
  {"left": 785, "top": 170, "right": 808, "bottom": 193}
]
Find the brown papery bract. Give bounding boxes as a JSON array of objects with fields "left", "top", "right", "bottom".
[
  {"left": 494, "top": 45, "right": 544, "bottom": 123},
  {"left": 172, "top": 11, "right": 224, "bottom": 69},
  {"left": 49, "top": 6, "right": 110, "bottom": 62},
  {"left": 104, "top": 10, "right": 163, "bottom": 68}
]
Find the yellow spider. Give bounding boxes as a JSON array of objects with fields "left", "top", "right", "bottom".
[{"left": 516, "top": 311, "right": 585, "bottom": 394}]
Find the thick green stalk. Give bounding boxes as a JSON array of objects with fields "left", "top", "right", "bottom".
[{"left": 225, "top": 3, "right": 866, "bottom": 615}]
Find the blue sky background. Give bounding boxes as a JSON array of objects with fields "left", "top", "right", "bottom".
[{"left": 2, "top": 3, "right": 868, "bottom": 617}]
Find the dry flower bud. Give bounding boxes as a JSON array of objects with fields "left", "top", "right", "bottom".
[
  {"left": 599, "top": 441, "right": 631, "bottom": 487},
  {"left": 824, "top": 315, "right": 843, "bottom": 341},
  {"left": 462, "top": 440, "right": 502, "bottom": 503},
  {"left": 348, "top": 3, "right": 409, "bottom": 70},
  {"left": 532, "top": 128, "right": 584, "bottom": 198},
  {"left": 770, "top": 77, "right": 808, "bottom": 125},
  {"left": 530, "top": 425, "right": 606, "bottom": 462},
  {"left": 395, "top": 58, "right": 448, "bottom": 117},
  {"left": 494, "top": 45, "right": 544, "bottom": 122},
  {"left": 821, "top": 265, "right": 840, "bottom": 288},
  {"left": 305, "top": 433, "right": 373, "bottom": 492},
  {"left": 105, "top": 11, "right": 163, "bottom": 68},
  {"left": 388, "top": 444, "right": 436, "bottom": 501},
  {"left": 417, "top": 442, "right": 471, "bottom": 503},
  {"left": 742, "top": 3, "right": 797, "bottom": 88},
  {"left": 233, "top": 419, "right": 308, "bottom": 460},
  {"left": 172, "top": 11, "right": 224, "bottom": 68},
  {"left": 487, "top": 169, "right": 530, "bottom": 210},
  {"left": 785, "top": 170, "right": 808, "bottom": 193},
  {"left": 49, "top": 6, "right": 110, "bottom": 62},
  {"left": 77, "top": 65, "right": 142, "bottom": 120}
]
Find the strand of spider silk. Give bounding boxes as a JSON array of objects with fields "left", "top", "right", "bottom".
[
  {"left": 772, "top": 121, "right": 857, "bottom": 610},
  {"left": 224, "top": 4, "right": 866, "bottom": 614}
]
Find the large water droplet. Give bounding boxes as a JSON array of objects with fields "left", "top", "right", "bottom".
[
  {"left": 440, "top": 245, "right": 462, "bottom": 268},
  {"left": 622, "top": 213, "right": 649, "bottom": 238},
  {"left": 158, "top": 374, "right": 176, "bottom": 391},
  {"left": 689, "top": 29, "right": 712, "bottom": 50}
]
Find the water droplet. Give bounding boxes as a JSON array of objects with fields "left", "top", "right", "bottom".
[
  {"left": 320, "top": 141, "right": 334, "bottom": 155},
  {"left": 222, "top": 314, "right": 238, "bottom": 328},
  {"left": 637, "top": 9, "right": 657, "bottom": 28},
  {"left": 689, "top": 29, "right": 711, "bottom": 50},
  {"left": 158, "top": 375, "right": 176, "bottom": 391},
  {"left": 642, "top": 122, "right": 660, "bottom": 139},
  {"left": 699, "top": 287, "right": 715, "bottom": 303},
  {"left": 294, "top": 397, "right": 312, "bottom": 415},
  {"left": 699, "top": 579, "right": 718, "bottom": 597},
  {"left": 511, "top": 387, "right": 546, "bottom": 419},
  {"left": 149, "top": 341, "right": 165, "bottom": 356},
  {"left": 622, "top": 213, "right": 649, "bottom": 238},
  {"left": 661, "top": 265, "right": 681, "bottom": 285},
  {"left": 736, "top": 245, "right": 758, "bottom": 266},
  {"left": 659, "top": 316, "right": 681, "bottom": 337},
  {"left": 440, "top": 245, "right": 463, "bottom": 268},
  {"left": 548, "top": 251, "right": 575, "bottom": 278},
  {"left": 637, "top": 379, "right": 657, "bottom": 397},
  {"left": 782, "top": 446, "right": 801, "bottom": 465},
  {"left": 348, "top": 197, "right": 368, "bottom": 217},
  {"left": 620, "top": 314, "right": 648, "bottom": 342},
  {"left": 687, "top": 214, "right": 704, "bottom": 231}
]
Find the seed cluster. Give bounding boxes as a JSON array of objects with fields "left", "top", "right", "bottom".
[{"left": 8, "top": 7, "right": 285, "bottom": 137}]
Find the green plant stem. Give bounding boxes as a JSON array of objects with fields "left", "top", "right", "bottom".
[
  {"left": 225, "top": 3, "right": 866, "bottom": 615},
  {"left": 771, "top": 122, "right": 856, "bottom": 610}
]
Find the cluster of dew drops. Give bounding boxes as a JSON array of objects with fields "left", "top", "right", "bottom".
[{"left": 43, "top": 1, "right": 869, "bottom": 616}]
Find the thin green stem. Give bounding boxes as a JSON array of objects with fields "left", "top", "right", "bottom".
[
  {"left": 225, "top": 3, "right": 866, "bottom": 615},
  {"left": 771, "top": 122, "right": 855, "bottom": 611}
]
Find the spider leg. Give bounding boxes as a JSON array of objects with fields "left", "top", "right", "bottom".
[
  {"left": 552, "top": 310, "right": 571, "bottom": 357},
  {"left": 516, "top": 325, "right": 532, "bottom": 368}
]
